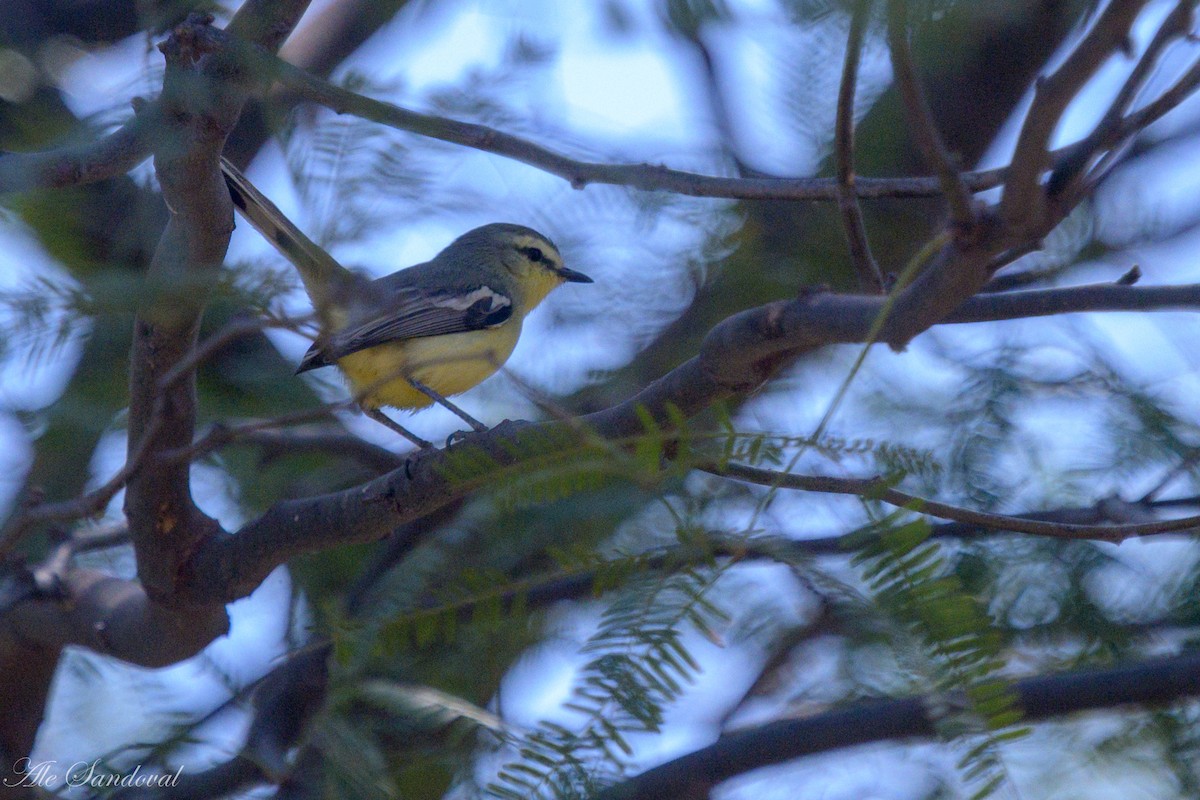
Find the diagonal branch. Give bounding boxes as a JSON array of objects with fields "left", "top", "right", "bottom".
[
  {"left": 884, "top": 0, "right": 976, "bottom": 229},
  {"left": 182, "top": 276, "right": 1200, "bottom": 604},
  {"left": 836, "top": 0, "right": 885, "bottom": 292},
  {"left": 4, "top": 274, "right": 1200, "bottom": 657},
  {"left": 1050, "top": 1, "right": 1198, "bottom": 201},
  {"left": 6, "top": 0, "right": 1200, "bottom": 678},
  {"left": 1000, "top": 0, "right": 1152, "bottom": 232}
]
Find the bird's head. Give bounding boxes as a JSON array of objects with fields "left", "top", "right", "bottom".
[{"left": 452, "top": 223, "right": 592, "bottom": 309}]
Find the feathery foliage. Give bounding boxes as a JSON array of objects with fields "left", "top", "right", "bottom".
[
  {"left": 488, "top": 564, "right": 727, "bottom": 800},
  {"left": 853, "top": 516, "right": 1029, "bottom": 799}
]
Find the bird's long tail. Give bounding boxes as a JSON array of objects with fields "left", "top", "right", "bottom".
[{"left": 220, "top": 157, "right": 353, "bottom": 314}]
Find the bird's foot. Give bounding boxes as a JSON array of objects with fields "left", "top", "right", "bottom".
[{"left": 444, "top": 430, "right": 473, "bottom": 450}]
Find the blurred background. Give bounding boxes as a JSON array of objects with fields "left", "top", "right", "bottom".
[{"left": 4, "top": 0, "right": 1200, "bottom": 798}]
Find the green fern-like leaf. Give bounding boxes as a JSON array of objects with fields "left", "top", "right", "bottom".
[
  {"left": 853, "top": 517, "right": 1028, "bottom": 798},
  {"left": 489, "top": 567, "right": 727, "bottom": 799}
]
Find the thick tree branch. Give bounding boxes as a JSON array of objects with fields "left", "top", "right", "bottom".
[
  {"left": 0, "top": 0, "right": 313, "bottom": 769},
  {"left": 595, "top": 649, "right": 1200, "bottom": 800},
  {"left": 87, "top": 512, "right": 1200, "bottom": 798},
  {"left": 125, "top": 6, "right": 309, "bottom": 599},
  {"left": 4, "top": 568, "right": 229, "bottom": 667},
  {"left": 161, "top": 403, "right": 355, "bottom": 465},
  {"left": 174, "top": 275, "right": 1200, "bottom": 604},
  {"left": 2, "top": 7, "right": 1199, "bottom": 777},
  {"left": 7, "top": 266, "right": 1200, "bottom": 655}
]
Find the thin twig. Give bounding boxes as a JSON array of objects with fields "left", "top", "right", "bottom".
[
  {"left": 234, "top": 428, "right": 404, "bottom": 472},
  {"left": 1061, "top": 48, "right": 1200, "bottom": 205},
  {"left": 704, "top": 461, "right": 1200, "bottom": 543},
  {"left": 1152, "top": 493, "right": 1200, "bottom": 508},
  {"left": 160, "top": 401, "right": 356, "bottom": 464},
  {"left": 980, "top": 238, "right": 1046, "bottom": 278},
  {"left": 946, "top": 280, "right": 1200, "bottom": 322},
  {"left": 884, "top": 0, "right": 976, "bottom": 229},
  {"left": 495, "top": 363, "right": 597, "bottom": 429},
  {"left": 159, "top": 312, "right": 311, "bottom": 391},
  {"left": 207, "top": 25, "right": 1007, "bottom": 201},
  {"left": 836, "top": 0, "right": 885, "bottom": 292},
  {"left": 1140, "top": 450, "right": 1200, "bottom": 503},
  {"left": 71, "top": 521, "right": 133, "bottom": 554},
  {"left": 0, "top": 412, "right": 165, "bottom": 558},
  {"left": 1102, "top": 2, "right": 1195, "bottom": 141},
  {"left": 1113, "top": 53, "right": 1200, "bottom": 142},
  {"left": 673, "top": 18, "right": 753, "bottom": 175}
]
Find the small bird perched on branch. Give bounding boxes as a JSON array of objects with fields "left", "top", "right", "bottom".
[{"left": 220, "top": 157, "right": 592, "bottom": 446}]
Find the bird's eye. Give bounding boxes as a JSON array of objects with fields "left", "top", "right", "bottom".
[{"left": 522, "top": 246, "right": 544, "bottom": 263}]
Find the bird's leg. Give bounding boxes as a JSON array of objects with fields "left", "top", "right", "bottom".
[
  {"left": 365, "top": 408, "right": 433, "bottom": 449},
  {"left": 406, "top": 378, "right": 488, "bottom": 433}
]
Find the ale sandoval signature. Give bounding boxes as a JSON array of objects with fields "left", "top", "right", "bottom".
[{"left": 5, "top": 758, "right": 183, "bottom": 790}]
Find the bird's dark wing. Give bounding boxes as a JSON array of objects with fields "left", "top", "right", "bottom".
[{"left": 297, "top": 284, "right": 514, "bottom": 373}]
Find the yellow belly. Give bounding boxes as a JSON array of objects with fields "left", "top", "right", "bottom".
[{"left": 336, "top": 323, "right": 522, "bottom": 410}]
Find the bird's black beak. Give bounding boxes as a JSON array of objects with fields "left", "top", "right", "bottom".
[{"left": 556, "top": 266, "right": 593, "bottom": 283}]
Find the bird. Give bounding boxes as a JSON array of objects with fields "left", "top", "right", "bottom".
[{"left": 220, "top": 157, "right": 592, "bottom": 446}]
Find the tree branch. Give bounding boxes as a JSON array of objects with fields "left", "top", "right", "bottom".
[
  {"left": 945, "top": 279, "right": 1200, "bottom": 322},
  {"left": 0, "top": 409, "right": 163, "bottom": 558},
  {"left": 0, "top": 115, "right": 154, "bottom": 194},
  {"left": 706, "top": 462, "right": 1200, "bottom": 542},
  {"left": 176, "top": 275, "right": 1200, "bottom": 604},
  {"left": 595, "top": 649, "right": 1200, "bottom": 800},
  {"left": 1050, "top": 1, "right": 1197, "bottom": 201},
  {"left": 0, "top": 1, "right": 313, "bottom": 769},
  {"left": 3, "top": 0, "right": 1199, "bottom": 724},
  {"left": 6, "top": 261, "right": 1199, "bottom": 655},
  {"left": 836, "top": 0, "right": 885, "bottom": 292},
  {"left": 885, "top": 0, "right": 977, "bottom": 228},
  {"left": 124, "top": 7, "right": 309, "bottom": 599},
  {"left": 203, "top": 26, "right": 1011, "bottom": 201},
  {"left": 1000, "top": 0, "right": 1152, "bottom": 232}
]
